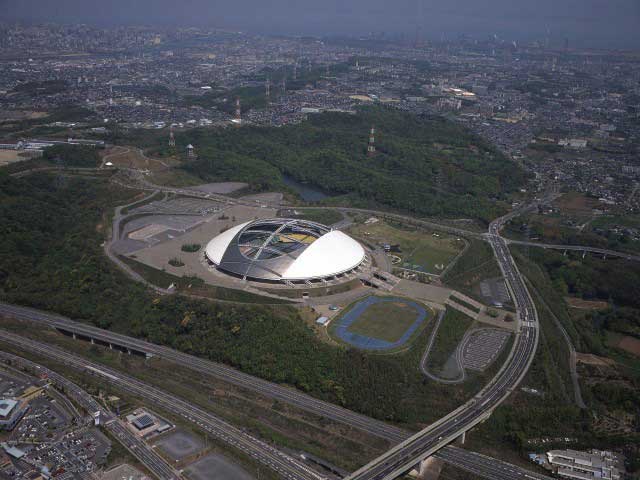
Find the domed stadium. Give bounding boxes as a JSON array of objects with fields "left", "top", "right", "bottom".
[{"left": 204, "top": 218, "right": 366, "bottom": 284}]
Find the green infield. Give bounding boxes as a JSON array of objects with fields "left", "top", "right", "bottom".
[{"left": 346, "top": 299, "right": 423, "bottom": 343}]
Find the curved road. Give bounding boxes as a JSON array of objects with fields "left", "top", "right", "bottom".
[
  {"left": 7, "top": 166, "right": 568, "bottom": 480},
  {"left": 0, "top": 300, "right": 554, "bottom": 480},
  {"left": 344, "top": 205, "right": 541, "bottom": 480}
]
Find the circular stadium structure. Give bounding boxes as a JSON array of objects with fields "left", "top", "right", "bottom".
[{"left": 204, "top": 218, "right": 366, "bottom": 284}]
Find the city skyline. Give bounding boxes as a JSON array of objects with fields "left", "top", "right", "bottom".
[{"left": 2, "top": 0, "right": 639, "bottom": 49}]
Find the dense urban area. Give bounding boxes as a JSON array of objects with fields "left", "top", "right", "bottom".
[{"left": 0, "top": 19, "right": 639, "bottom": 480}]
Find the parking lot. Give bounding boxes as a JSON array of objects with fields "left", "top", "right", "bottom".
[
  {"left": 461, "top": 328, "right": 511, "bottom": 371},
  {"left": 131, "top": 197, "right": 222, "bottom": 216},
  {"left": 153, "top": 429, "right": 204, "bottom": 463},
  {"left": 20, "top": 427, "right": 111, "bottom": 476},
  {"left": 12, "top": 396, "right": 71, "bottom": 443}
]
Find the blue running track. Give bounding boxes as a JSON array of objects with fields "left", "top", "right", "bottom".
[{"left": 333, "top": 296, "right": 428, "bottom": 351}]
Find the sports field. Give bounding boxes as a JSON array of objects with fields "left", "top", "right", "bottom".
[
  {"left": 348, "top": 300, "right": 420, "bottom": 342},
  {"left": 332, "top": 296, "right": 430, "bottom": 351},
  {"left": 350, "top": 221, "right": 463, "bottom": 274}
]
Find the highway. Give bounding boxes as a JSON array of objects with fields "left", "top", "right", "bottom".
[
  {"left": 0, "top": 300, "right": 552, "bottom": 480},
  {"left": 1, "top": 168, "right": 557, "bottom": 480},
  {"left": 0, "top": 301, "right": 407, "bottom": 443},
  {"left": 437, "top": 446, "right": 553, "bottom": 480},
  {"left": 0, "top": 330, "right": 326, "bottom": 480},
  {"left": 343, "top": 207, "right": 541, "bottom": 480},
  {"left": 0, "top": 350, "right": 179, "bottom": 480}
]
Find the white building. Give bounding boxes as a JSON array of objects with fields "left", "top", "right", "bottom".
[{"left": 546, "top": 449, "right": 622, "bottom": 480}]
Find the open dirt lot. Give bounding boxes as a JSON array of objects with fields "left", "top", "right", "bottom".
[
  {"left": 101, "top": 146, "right": 172, "bottom": 172},
  {"left": 565, "top": 297, "right": 608, "bottom": 310},
  {"left": 554, "top": 191, "right": 608, "bottom": 214},
  {"left": 615, "top": 336, "right": 640, "bottom": 357},
  {"left": 0, "top": 110, "right": 48, "bottom": 122},
  {"left": 185, "top": 453, "right": 254, "bottom": 480},
  {"left": 0, "top": 150, "right": 35, "bottom": 166},
  {"left": 576, "top": 352, "right": 616, "bottom": 366}
]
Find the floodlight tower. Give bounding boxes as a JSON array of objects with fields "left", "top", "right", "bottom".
[
  {"left": 367, "top": 125, "right": 377, "bottom": 157},
  {"left": 235, "top": 97, "right": 242, "bottom": 124}
]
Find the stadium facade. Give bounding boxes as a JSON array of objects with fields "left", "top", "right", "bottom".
[{"left": 204, "top": 218, "right": 366, "bottom": 284}]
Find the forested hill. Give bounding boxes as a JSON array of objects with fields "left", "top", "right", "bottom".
[
  {"left": 0, "top": 171, "right": 477, "bottom": 427},
  {"left": 169, "top": 107, "right": 527, "bottom": 222}
]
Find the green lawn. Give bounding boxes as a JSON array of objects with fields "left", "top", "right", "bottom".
[
  {"left": 347, "top": 300, "right": 420, "bottom": 342},
  {"left": 426, "top": 308, "right": 474, "bottom": 374},
  {"left": 350, "top": 221, "right": 464, "bottom": 274}
]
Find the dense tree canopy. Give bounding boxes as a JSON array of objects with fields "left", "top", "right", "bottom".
[{"left": 166, "top": 107, "right": 526, "bottom": 222}]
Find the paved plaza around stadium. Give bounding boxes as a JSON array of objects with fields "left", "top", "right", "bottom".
[
  {"left": 121, "top": 203, "right": 277, "bottom": 282},
  {"left": 332, "top": 296, "right": 430, "bottom": 351}
]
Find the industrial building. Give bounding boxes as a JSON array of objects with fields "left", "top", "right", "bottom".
[
  {"left": 205, "top": 218, "right": 366, "bottom": 285},
  {"left": 546, "top": 449, "right": 622, "bottom": 480}
]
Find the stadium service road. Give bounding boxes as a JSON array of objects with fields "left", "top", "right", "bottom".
[
  {"left": 0, "top": 350, "right": 179, "bottom": 480},
  {"left": 0, "top": 330, "right": 326, "bottom": 480}
]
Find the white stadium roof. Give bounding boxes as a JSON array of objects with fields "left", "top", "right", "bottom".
[{"left": 282, "top": 230, "right": 365, "bottom": 280}]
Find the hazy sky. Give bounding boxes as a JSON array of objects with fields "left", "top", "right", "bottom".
[{"left": 3, "top": 0, "right": 639, "bottom": 49}]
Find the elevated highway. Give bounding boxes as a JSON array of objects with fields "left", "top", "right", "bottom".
[
  {"left": 0, "top": 330, "right": 326, "bottom": 480},
  {"left": 344, "top": 211, "right": 540, "bottom": 480},
  {"left": 506, "top": 239, "right": 640, "bottom": 262}
]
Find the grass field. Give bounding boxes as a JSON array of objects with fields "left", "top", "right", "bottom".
[
  {"left": 349, "top": 220, "right": 463, "bottom": 274},
  {"left": 426, "top": 308, "right": 474, "bottom": 374},
  {"left": 347, "top": 300, "right": 421, "bottom": 343}
]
